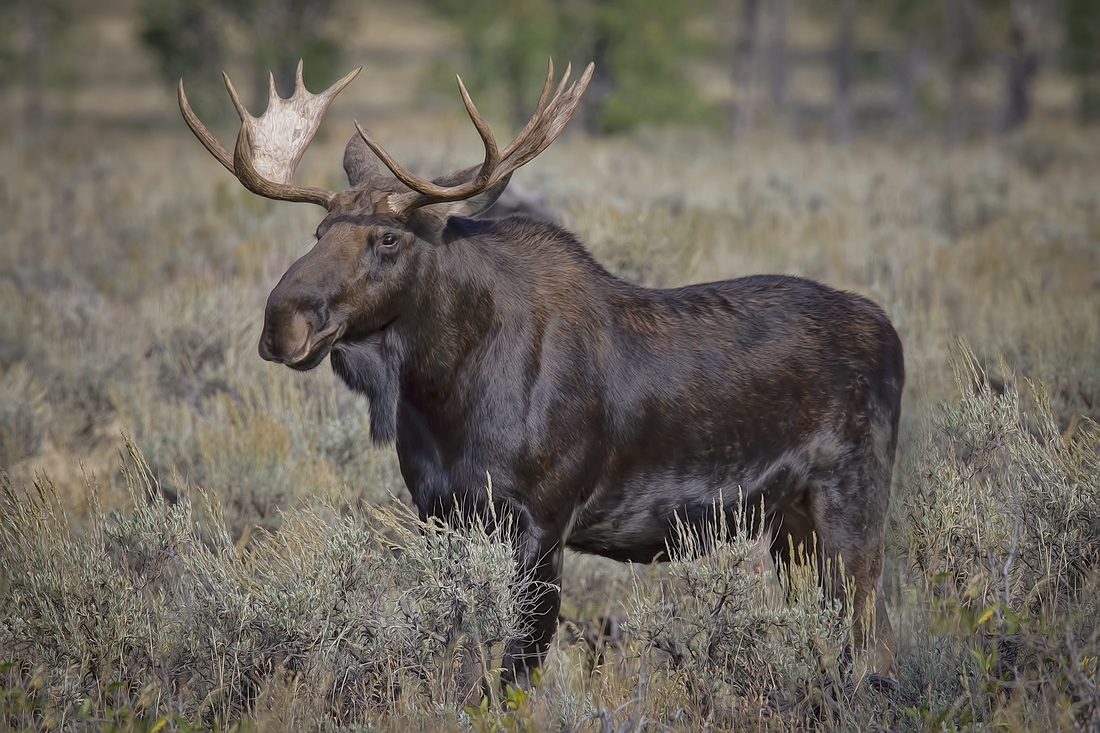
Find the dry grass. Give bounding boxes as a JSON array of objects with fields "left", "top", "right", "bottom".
[
  {"left": 2, "top": 3, "right": 1100, "bottom": 727},
  {"left": 3, "top": 117, "right": 1099, "bottom": 730}
]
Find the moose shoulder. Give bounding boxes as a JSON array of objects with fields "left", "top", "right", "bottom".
[{"left": 180, "top": 60, "right": 904, "bottom": 688}]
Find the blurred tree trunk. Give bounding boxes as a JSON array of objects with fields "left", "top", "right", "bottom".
[
  {"left": 884, "top": 0, "right": 939, "bottom": 134},
  {"left": 767, "top": 0, "right": 791, "bottom": 113},
  {"left": 1063, "top": 0, "right": 1100, "bottom": 123},
  {"left": 895, "top": 40, "right": 925, "bottom": 132},
  {"left": 733, "top": 0, "right": 761, "bottom": 137},
  {"left": 580, "top": 31, "right": 616, "bottom": 135},
  {"left": 944, "top": 0, "right": 978, "bottom": 142},
  {"left": 1001, "top": 2, "right": 1039, "bottom": 132},
  {"left": 23, "top": 0, "right": 48, "bottom": 127},
  {"left": 831, "top": 0, "right": 855, "bottom": 143}
]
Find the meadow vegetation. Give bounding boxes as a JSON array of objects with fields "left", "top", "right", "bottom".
[{"left": 2, "top": 8, "right": 1100, "bottom": 730}]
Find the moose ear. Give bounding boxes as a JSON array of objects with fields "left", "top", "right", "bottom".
[{"left": 343, "top": 134, "right": 379, "bottom": 188}]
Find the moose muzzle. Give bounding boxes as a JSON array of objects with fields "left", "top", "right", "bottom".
[{"left": 258, "top": 293, "right": 343, "bottom": 371}]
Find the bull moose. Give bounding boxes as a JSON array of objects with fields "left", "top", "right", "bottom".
[{"left": 178, "top": 60, "right": 904, "bottom": 688}]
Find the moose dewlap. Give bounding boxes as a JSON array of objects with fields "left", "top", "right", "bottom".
[{"left": 179, "top": 59, "right": 904, "bottom": 687}]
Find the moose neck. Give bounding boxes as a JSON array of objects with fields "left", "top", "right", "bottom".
[
  {"left": 331, "top": 216, "right": 625, "bottom": 444},
  {"left": 397, "top": 230, "right": 501, "bottom": 396},
  {"left": 414, "top": 216, "right": 608, "bottom": 385},
  {"left": 328, "top": 217, "right": 521, "bottom": 442}
]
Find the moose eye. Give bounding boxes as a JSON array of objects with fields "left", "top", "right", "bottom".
[{"left": 380, "top": 233, "right": 398, "bottom": 247}]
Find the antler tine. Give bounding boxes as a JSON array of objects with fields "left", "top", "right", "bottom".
[
  {"left": 497, "top": 60, "right": 576, "bottom": 163},
  {"left": 222, "top": 71, "right": 254, "bottom": 124},
  {"left": 486, "top": 62, "right": 593, "bottom": 186},
  {"left": 178, "top": 80, "right": 235, "bottom": 175},
  {"left": 499, "top": 59, "right": 558, "bottom": 161},
  {"left": 352, "top": 123, "right": 415, "bottom": 188},
  {"left": 454, "top": 74, "right": 502, "bottom": 187},
  {"left": 318, "top": 63, "right": 360, "bottom": 102},
  {"left": 353, "top": 73, "right": 503, "bottom": 212},
  {"left": 362, "top": 59, "right": 593, "bottom": 218},
  {"left": 353, "top": 121, "right": 477, "bottom": 207},
  {"left": 268, "top": 71, "right": 280, "bottom": 108},
  {"left": 543, "top": 62, "right": 594, "bottom": 142},
  {"left": 179, "top": 62, "right": 361, "bottom": 209}
]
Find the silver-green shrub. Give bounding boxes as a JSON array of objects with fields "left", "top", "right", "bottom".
[
  {"left": 903, "top": 347, "right": 1100, "bottom": 621},
  {"left": 0, "top": 440, "right": 524, "bottom": 729},
  {"left": 622, "top": 509, "right": 853, "bottom": 728}
]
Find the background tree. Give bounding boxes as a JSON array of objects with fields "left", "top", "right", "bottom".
[
  {"left": 881, "top": 0, "right": 941, "bottom": 133},
  {"left": 234, "top": 0, "right": 343, "bottom": 101},
  {"left": 0, "top": 0, "right": 74, "bottom": 128},
  {"left": 942, "top": 0, "right": 983, "bottom": 142},
  {"left": 880, "top": 0, "right": 1047, "bottom": 136},
  {"left": 140, "top": 0, "right": 226, "bottom": 113},
  {"left": 766, "top": 0, "right": 792, "bottom": 119},
  {"left": 732, "top": 0, "right": 762, "bottom": 137},
  {"left": 140, "top": 0, "right": 343, "bottom": 116},
  {"left": 420, "top": 0, "right": 710, "bottom": 134},
  {"left": 1001, "top": 0, "right": 1040, "bottom": 131},
  {"left": 831, "top": 0, "right": 855, "bottom": 142},
  {"left": 728, "top": 0, "right": 796, "bottom": 138},
  {"left": 579, "top": 0, "right": 711, "bottom": 133},
  {"left": 419, "top": 0, "right": 563, "bottom": 128},
  {"left": 1064, "top": 0, "right": 1100, "bottom": 123}
]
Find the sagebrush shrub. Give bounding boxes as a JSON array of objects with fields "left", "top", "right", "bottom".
[
  {"left": 903, "top": 347, "right": 1100, "bottom": 621},
  {"left": 0, "top": 440, "right": 525, "bottom": 729},
  {"left": 621, "top": 509, "right": 855, "bottom": 728}
]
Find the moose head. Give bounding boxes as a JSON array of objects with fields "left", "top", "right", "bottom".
[{"left": 179, "top": 60, "right": 592, "bottom": 375}]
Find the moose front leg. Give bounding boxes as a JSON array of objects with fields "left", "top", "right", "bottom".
[{"left": 500, "top": 524, "right": 564, "bottom": 690}]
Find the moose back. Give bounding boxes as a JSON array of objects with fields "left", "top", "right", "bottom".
[{"left": 179, "top": 60, "right": 904, "bottom": 687}]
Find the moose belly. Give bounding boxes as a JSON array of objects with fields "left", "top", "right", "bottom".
[{"left": 566, "top": 456, "right": 810, "bottom": 563}]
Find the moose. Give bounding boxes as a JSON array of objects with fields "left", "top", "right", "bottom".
[{"left": 179, "top": 60, "right": 904, "bottom": 688}]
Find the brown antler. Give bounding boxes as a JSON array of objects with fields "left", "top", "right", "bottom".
[
  {"left": 354, "top": 59, "right": 594, "bottom": 217},
  {"left": 179, "top": 60, "right": 361, "bottom": 209}
]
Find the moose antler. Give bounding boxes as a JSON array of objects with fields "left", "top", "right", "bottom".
[
  {"left": 354, "top": 59, "right": 594, "bottom": 217},
  {"left": 179, "top": 61, "right": 361, "bottom": 209}
]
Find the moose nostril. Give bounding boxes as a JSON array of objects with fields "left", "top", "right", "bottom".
[
  {"left": 258, "top": 329, "right": 285, "bottom": 362},
  {"left": 258, "top": 335, "right": 274, "bottom": 362}
]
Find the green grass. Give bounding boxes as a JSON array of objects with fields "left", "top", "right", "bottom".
[{"left": 2, "top": 102, "right": 1100, "bottom": 730}]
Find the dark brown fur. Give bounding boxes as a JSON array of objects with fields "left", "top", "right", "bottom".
[{"left": 257, "top": 137, "right": 904, "bottom": 687}]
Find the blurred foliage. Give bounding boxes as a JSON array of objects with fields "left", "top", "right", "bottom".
[
  {"left": 849, "top": 0, "right": 1017, "bottom": 67},
  {"left": 140, "top": 0, "right": 343, "bottom": 117},
  {"left": 1065, "top": 0, "right": 1100, "bottom": 122},
  {"left": 139, "top": 0, "right": 225, "bottom": 97},
  {"left": 0, "top": 0, "right": 72, "bottom": 81},
  {"left": 0, "top": 1, "right": 19, "bottom": 87},
  {"left": 0, "top": 0, "right": 75, "bottom": 125},
  {"left": 800, "top": 0, "right": 1048, "bottom": 135},
  {"left": 0, "top": 0, "right": 1097, "bottom": 135},
  {"left": 421, "top": 0, "right": 714, "bottom": 134}
]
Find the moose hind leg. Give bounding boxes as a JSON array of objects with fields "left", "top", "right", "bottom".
[{"left": 808, "top": 458, "right": 895, "bottom": 676}]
